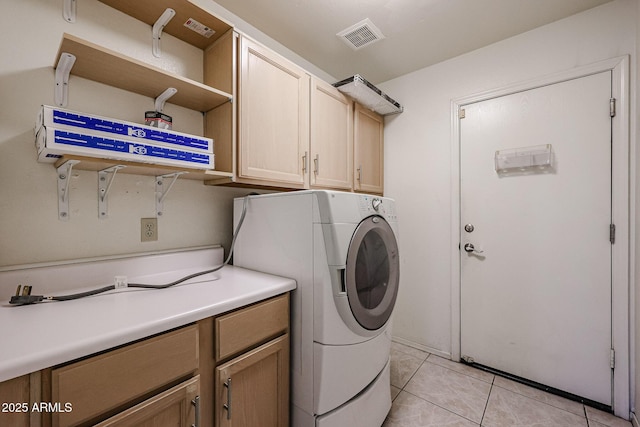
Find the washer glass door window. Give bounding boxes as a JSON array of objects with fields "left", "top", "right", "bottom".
[{"left": 346, "top": 215, "right": 399, "bottom": 330}]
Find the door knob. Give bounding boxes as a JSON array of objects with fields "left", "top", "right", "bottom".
[{"left": 464, "top": 243, "right": 484, "bottom": 254}]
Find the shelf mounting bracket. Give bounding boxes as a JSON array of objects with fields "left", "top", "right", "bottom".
[
  {"left": 156, "top": 172, "right": 187, "bottom": 216},
  {"left": 55, "top": 53, "right": 76, "bottom": 107},
  {"left": 63, "top": 0, "right": 76, "bottom": 23},
  {"left": 98, "top": 165, "right": 126, "bottom": 219},
  {"left": 155, "top": 87, "right": 178, "bottom": 112},
  {"left": 57, "top": 159, "right": 80, "bottom": 221},
  {"left": 152, "top": 8, "right": 176, "bottom": 58}
]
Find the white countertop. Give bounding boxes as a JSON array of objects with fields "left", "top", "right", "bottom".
[{"left": 0, "top": 265, "right": 296, "bottom": 383}]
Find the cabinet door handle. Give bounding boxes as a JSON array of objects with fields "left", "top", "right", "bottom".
[
  {"left": 223, "top": 378, "right": 232, "bottom": 420},
  {"left": 314, "top": 154, "right": 319, "bottom": 175},
  {"left": 357, "top": 165, "right": 362, "bottom": 181},
  {"left": 191, "top": 395, "right": 200, "bottom": 427},
  {"left": 302, "top": 151, "right": 308, "bottom": 173}
]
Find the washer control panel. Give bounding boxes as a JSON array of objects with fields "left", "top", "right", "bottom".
[{"left": 358, "top": 195, "right": 397, "bottom": 221}]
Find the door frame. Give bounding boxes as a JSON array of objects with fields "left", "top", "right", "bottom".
[{"left": 450, "top": 56, "right": 630, "bottom": 417}]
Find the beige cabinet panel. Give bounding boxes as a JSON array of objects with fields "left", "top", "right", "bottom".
[
  {"left": 238, "top": 36, "right": 310, "bottom": 187},
  {"left": 204, "top": 30, "right": 237, "bottom": 178},
  {"left": 354, "top": 103, "right": 384, "bottom": 194},
  {"left": 215, "top": 335, "right": 289, "bottom": 427},
  {"left": 95, "top": 376, "right": 200, "bottom": 427},
  {"left": 310, "top": 78, "right": 353, "bottom": 190}
]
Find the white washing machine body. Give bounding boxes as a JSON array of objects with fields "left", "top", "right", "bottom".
[{"left": 233, "top": 190, "right": 400, "bottom": 427}]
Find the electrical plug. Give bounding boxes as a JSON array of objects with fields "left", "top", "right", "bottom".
[{"left": 9, "top": 285, "right": 47, "bottom": 306}]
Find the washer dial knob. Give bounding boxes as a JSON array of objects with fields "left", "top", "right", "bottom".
[{"left": 372, "top": 198, "right": 382, "bottom": 211}]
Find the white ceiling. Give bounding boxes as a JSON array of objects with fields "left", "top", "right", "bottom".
[{"left": 212, "top": 0, "right": 613, "bottom": 84}]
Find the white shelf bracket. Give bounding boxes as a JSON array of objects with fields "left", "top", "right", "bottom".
[
  {"left": 63, "top": 0, "right": 76, "bottom": 23},
  {"left": 155, "top": 87, "right": 178, "bottom": 112},
  {"left": 98, "top": 165, "right": 126, "bottom": 219},
  {"left": 57, "top": 159, "right": 80, "bottom": 221},
  {"left": 55, "top": 53, "right": 76, "bottom": 107},
  {"left": 152, "top": 8, "right": 176, "bottom": 58},
  {"left": 155, "top": 172, "right": 187, "bottom": 216}
]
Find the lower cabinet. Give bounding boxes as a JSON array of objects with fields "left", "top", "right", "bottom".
[
  {"left": 212, "top": 293, "right": 290, "bottom": 427},
  {"left": 215, "top": 335, "right": 289, "bottom": 427},
  {"left": 95, "top": 376, "right": 200, "bottom": 427},
  {"left": 0, "top": 374, "right": 32, "bottom": 427},
  {"left": 50, "top": 324, "right": 200, "bottom": 427},
  {"left": 0, "top": 293, "right": 290, "bottom": 427}
]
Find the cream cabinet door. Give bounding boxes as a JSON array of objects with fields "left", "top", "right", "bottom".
[
  {"left": 238, "top": 36, "right": 310, "bottom": 187},
  {"left": 354, "top": 103, "right": 384, "bottom": 194},
  {"left": 310, "top": 78, "right": 353, "bottom": 190}
]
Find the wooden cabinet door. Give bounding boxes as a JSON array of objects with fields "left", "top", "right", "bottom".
[
  {"left": 51, "top": 325, "right": 199, "bottom": 427},
  {"left": 238, "top": 36, "right": 310, "bottom": 187},
  {"left": 0, "top": 375, "right": 31, "bottom": 427},
  {"left": 95, "top": 376, "right": 200, "bottom": 427},
  {"left": 215, "top": 335, "right": 289, "bottom": 427},
  {"left": 354, "top": 103, "right": 384, "bottom": 194},
  {"left": 310, "top": 78, "right": 353, "bottom": 190}
]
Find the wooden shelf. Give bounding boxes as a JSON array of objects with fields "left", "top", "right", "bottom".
[
  {"left": 55, "top": 155, "right": 233, "bottom": 181},
  {"left": 55, "top": 33, "right": 232, "bottom": 112},
  {"left": 98, "top": 0, "right": 233, "bottom": 50}
]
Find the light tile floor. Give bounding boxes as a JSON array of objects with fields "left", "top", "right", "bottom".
[{"left": 384, "top": 342, "right": 633, "bottom": 427}]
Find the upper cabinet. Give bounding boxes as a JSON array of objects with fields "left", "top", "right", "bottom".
[
  {"left": 59, "top": 2, "right": 391, "bottom": 194},
  {"left": 354, "top": 103, "right": 384, "bottom": 194},
  {"left": 236, "top": 36, "right": 310, "bottom": 188},
  {"left": 310, "top": 78, "right": 353, "bottom": 190},
  {"left": 204, "top": 34, "right": 386, "bottom": 193}
]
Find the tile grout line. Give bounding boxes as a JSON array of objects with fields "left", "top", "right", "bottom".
[
  {"left": 584, "top": 405, "right": 591, "bottom": 427},
  {"left": 399, "top": 353, "right": 429, "bottom": 391},
  {"left": 399, "top": 388, "right": 484, "bottom": 426},
  {"left": 399, "top": 354, "right": 487, "bottom": 426},
  {"left": 479, "top": 376, "right": 496, "bottom": 427}
]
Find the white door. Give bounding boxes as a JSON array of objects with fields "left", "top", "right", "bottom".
[{"left": 460, "top": 71, "right": 612, "bottom": 405}]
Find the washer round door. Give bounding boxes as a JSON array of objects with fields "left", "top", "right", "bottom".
[{"left": 345, "top": 215, "right": 400, "bottom": 331}]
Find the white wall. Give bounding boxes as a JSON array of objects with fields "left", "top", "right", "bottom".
[
  {"left": 0, "top": 0, "right": 320, "bottom": 277},
  {"left": 379, "top": 0, "right": 637, "bottom": 366}
]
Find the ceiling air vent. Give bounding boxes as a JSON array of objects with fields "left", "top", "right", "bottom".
[{"left": 337, "top": 18, "right": 385, "bottom": 50}]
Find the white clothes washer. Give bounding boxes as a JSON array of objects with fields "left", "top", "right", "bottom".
[{"left": 233, "top": 190, "right": 400, "bottom": 427}]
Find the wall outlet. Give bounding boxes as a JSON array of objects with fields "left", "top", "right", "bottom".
[{"left": 141, "top": 218, "right": 158, "bottom": 242}]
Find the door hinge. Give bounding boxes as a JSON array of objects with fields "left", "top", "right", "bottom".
[
  {"left": 610, "top": 98, "right": 616, "bottom": 117},
  {"left": 459, "top": 108, "right": 466, "bottom": 119},
  {"left": 610, "top": 224, "right": 616, "bottom": 244},
  {"left": 610, "top": 348, "right": 615, "bottom": 369}
]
